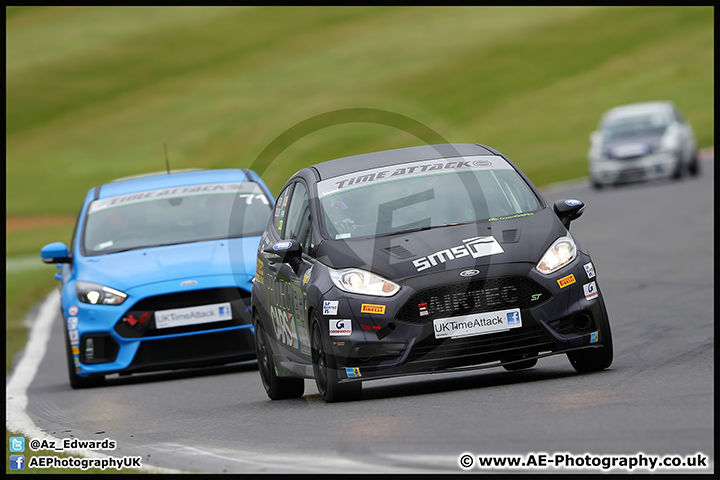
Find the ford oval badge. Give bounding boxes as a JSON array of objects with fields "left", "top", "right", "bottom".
[
  {"left": 460, "top": 269, "right": 480, "bottom": 277},
  {"left": 180, "top": 280, "right": 198, "bottom": 286}
]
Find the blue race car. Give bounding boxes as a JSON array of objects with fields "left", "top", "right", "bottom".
[{"left": 40, "top": 169, "right": 274, "bottom": 388}]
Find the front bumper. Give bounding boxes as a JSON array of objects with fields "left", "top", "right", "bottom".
[
  {"left": 65, "top": 286, "right": 256, "bottom": 378},
  {"left": 590, "top": 152, "right": 678, "bottom": 185},
  {"left": 317, "top": 259, "right": 608, "bottom": 382}
]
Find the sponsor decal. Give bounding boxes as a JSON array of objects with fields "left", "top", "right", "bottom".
[
  {"left": 69, "top": 330, "right": 79, "bottom": 345},
  {"left": 333, "top": 341, "right": 346, "bottom": 346},
  {"left": 583, "top": 281, "right": 599, "bottom": 300},
  {"left": 316, "top": 155, "right": 512, "bottom": 198},
  {"left": 507, "top": 311, "right": 521, "bottom": 326},
  {"left": 346, "top": 367, "right": 362, "bottom": 378},
  {"left": 418, "top": 302, "right": 429, "bottom": 316},
  {"left": 155, "top": 302, "right": 232, "bottom": 329},
  {"left": 271, "top": 306, "right": 299, "bottom": 348},
  {"left": 72, "top": 346, "right": 80, "bottom": 355},
  {"left": 124, "top": 312, "right": 151, "bottom": 327},
  {"left": 69, "top": 305, "right": 78, "bottom": 316},
  {"left": 583, "top": 262, "right": 596, "bottom": 279},
  {"left": 565, "top": 199, "right": 583, "bottom": 207},
  {"left": 303, "top": 267, "right": 312, "bottom": 285},
  {"left": 590, "top": 331, "right": 599, "bottom": 343},
  {"left": 434, "top": 308, "right": 522, "bottom": 339},
  {"left": 323, "top": 300, "right": 339, "bottom": 316},
  {"left": 273, "top": 241, "right": 292, "bottom": 250},
  {"left": 360, "top": 304, "right": 386, "bottom": 314},
  {"left": 460, "top": 269, "right": 480, "bottom": 277},
  {"left": 557, "top": 274, "right": 576, "bottom": 288},
  {"left": 88, "top": 182, "right": 265, "bottom": 214},
  {"left": 412, "top": 236, "right": 504, "bottom": 272},
  {"left": 67, "top": 316, "right": 78, "bottom": 330},
  {"left": 180, "top": 280, "right": 198, "bottom": 286},
  {"left": 488, "top": 212, "right": 534, "bottom": 221},
  {"left": 329, "top": 319, "right": 352, "bottom": 336}
]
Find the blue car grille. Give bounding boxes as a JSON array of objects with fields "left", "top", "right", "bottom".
[
  {"left": 395, "top": 276, "right": 552, "bottom": 324},
  {"left": 114, "top": 288, "right": 252, "bottom": 338}
]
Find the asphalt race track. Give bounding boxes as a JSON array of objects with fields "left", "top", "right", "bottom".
[{"left": 13, "top": 154, "right": 714, "bottom": 474}]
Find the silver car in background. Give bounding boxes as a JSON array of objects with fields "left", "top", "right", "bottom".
[{"left": 588, "top": 101, "right": 699, "bottom": 189}]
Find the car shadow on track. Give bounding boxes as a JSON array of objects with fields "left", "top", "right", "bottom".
[
  {"left": 357, "top": 366, "right": 598, "bottom": 402},
  {"left": 100, "top": 359, "right": 259, "bottom": 388}
]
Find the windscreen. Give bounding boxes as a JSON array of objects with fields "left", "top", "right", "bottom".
[
  {"left": 83, "top": 182, "right": 271, "bottom": 255},
  {"left": 603, "top": 113, "right": 669, "bottom": 141},
  {"left": 316, "top": 156, "right": 540, "bottom": 240}
]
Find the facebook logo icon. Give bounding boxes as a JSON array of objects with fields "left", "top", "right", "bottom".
[
  {"left": 507, "top": 311, "right": 521, "bottom": 326},
  {"left": 10, "top": 455, "right": 25, "bottom": 470}
]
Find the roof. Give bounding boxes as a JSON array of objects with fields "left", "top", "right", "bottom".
[
  {"left": 311, "top": 143, "right": 496, "bottom": 180},
  {"left": 97, "top": 168, "right": 255, "bottom": 199},
  {"left": 602, "top": 101, "right": 675, "bottom": 122}
]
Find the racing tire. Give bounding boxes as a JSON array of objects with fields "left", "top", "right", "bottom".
[
  {"left": 502, "top": 355, "right": 538, "bottom": 371},
  {"left": 311, "top": 318, "right": 361, "bottom": 403},
  {"left": 254, "top": 316, "right": 304, "bottom": 400},
  {"left": 63, "top": 322, "right": 105, "bottom": 389},
  {"left": 671, "top": 155, "right": 684, "bottom": 180},
  {"left": 688, "top": 151, "right": 700, "bottom": 177},
  {"left": 567, "top": 318, "right": 614, "bottom": 373}
]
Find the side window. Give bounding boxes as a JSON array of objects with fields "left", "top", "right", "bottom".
[
  {"left": 672, "top": 106, "right": 686, "bottom": 125},
  {"left": 69, "top": 207, "right": 83, "bottom": 256},
  {"left": 282, "top": 182, "right": 312, "bottom": 253},
  {"left": 272, "top": 186, "right": 292, "bottom": 234}
]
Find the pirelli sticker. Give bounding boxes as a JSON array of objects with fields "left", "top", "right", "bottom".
[
  {"left": 558, "top": 273, "right": 575, "bottom": 288},
  {"left": 557, "top": 274, "right": 576, "bottom": 288},
  {"left": 360, "top": 304, "right": 386, "bottom": 315}
]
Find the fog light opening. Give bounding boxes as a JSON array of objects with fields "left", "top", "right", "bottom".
[
  {"left": 356, "top": 345, "right": 374, "bottom": 361},
  {"left": 85, "top": 338, "right": 95, "bottom": 361},
  {"left": 573, "top": 313, "right": 592, "bottom": 331}
]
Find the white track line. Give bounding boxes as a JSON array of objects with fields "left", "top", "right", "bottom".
[{"left": 5, "top": 289, "right": 176, "bottom": 473}]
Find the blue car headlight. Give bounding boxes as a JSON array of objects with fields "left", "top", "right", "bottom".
[{"left": 76, "top": 281, "right": 128, "bottom": 305}]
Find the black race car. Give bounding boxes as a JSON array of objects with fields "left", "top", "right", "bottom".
[{"left": 251, "top": 143, "right": 612, "bottom": 402}]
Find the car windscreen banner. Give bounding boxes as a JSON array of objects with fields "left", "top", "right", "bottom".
[
  {"left": 88, "top": 182, "right": 266, "bottom": 215},
  {"left": 316, "top": 155, "right": 513, "bottom": 199}
]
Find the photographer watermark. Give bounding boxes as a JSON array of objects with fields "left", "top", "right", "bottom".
[
  {"left": 9, "top": 435, "right": 142, "bottom": 471},
  {"left": 458, "top": 451, "right": 710, "bottom": 472}
]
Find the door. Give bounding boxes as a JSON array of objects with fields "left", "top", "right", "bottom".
[{"left": 261, "top": 181, "right": 313, "bottom": 362}]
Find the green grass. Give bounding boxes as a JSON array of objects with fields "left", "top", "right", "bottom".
[{"left": 5, "top": 6, "right": 714, "bottom": 473}]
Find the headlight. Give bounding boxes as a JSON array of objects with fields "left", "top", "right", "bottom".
[
  {"left": 328, "top": 267, "right": 400, "bottom": 297},
  {"left": 76, "top": 281, "right": 128, "bottom": 305},
  {"left": 536, "top": 235, "right": 577, "bottom": 275}
]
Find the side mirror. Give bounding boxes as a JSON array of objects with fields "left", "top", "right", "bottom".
[
  {"left": 553, "top": 199, "right": 585, "bottom": 230},
  {"left": 40, "top": 242, "right": 72, "bottom": 264},
  {"left": 263, "top": 239, "right": 303, "bottom": 275}
]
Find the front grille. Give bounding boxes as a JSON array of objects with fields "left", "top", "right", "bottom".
[
  {"left": 115, "top": 288, "right": 252, "bottom": 338},
  {"left": 408, "top": 326, "right": 554, "bottom": 364},
  {"left": 395, "top": 276, "right": 551, "bottom": 324},
  {"left": 126, "top": 328, "right": 255, "bottom": 373}
]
